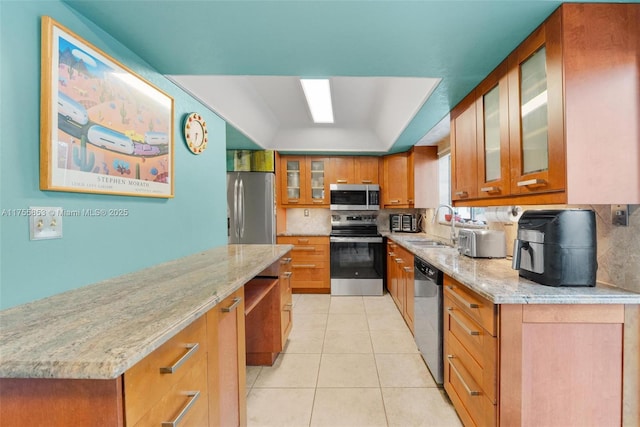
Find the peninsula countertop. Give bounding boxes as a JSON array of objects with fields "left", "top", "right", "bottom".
[
  {"left": 0, "top": 244, "right": 292, "bottom": 380},
  {"left": 384, "top": 232, "right": 640, "bottom": 305}
]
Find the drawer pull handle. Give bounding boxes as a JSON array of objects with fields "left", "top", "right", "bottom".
[
  {"left": 447, "top": 286, "right": 480, "bottom": 309},
  {"left": 447, "top": 355, "right": 481, "bottom": 396},
  {"left": 390, "top": 199, "right": 400, "bottom": 204},
  {"left": 455, "top": 191, "right": 468, "bottom": 198},
  {"left": 161, "top": 390, "right": 200, "bottom": 427},
  {"left": 221, "top": 297, "right": 242, "bottom": 313},
  {"left": 283, "top": 271, "right": 293, "bottom": 278},
  {"left": 403, "top": 266, "right": 413, "bottom": 273},
  {"left": 480, "top": 186, "right": 500, "bottom": 193},
  {"left": 312, "top": 200, "right": 324, "bottom": 204},
  {"left": 160, "top": 343, "right": 199, "bottom": 374},
  {"left": 336, "top": 179, "right": 348, "bottom": 183},
  {"left": 447, "top": 307, "right": 480, "bottom": 336},
  {"left": 283, "top": 303, "right": 293, "bottom": 311},
  {"left": 394, "top": 258, "right": 403, "bottom": 264},
  {"left": 297, "top": 239, "right": 309, "bottom": 243},
  {"left": 293, "top": 264, "right": 316, "bottom": 268},
  {"left": 281, "top": 257, "right": 293, "bottom": 264},
  {"left": 388, "top": 252, "right": 396, "bottom": 257},
  {"left": 295, "top": 246, "right": 316, "bottom": 251},
  {"left": 517, "top": 178, "right": 546, "bottom": 187},
  {"left": 361, "top": 180, "right": 372, "bottom": 184}
]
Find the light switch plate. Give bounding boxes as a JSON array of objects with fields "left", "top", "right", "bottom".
[
  {"left": 611, "top": 204, "right": 628, "bottom": 227},
  {"left": 29, "top": 207, "right": 63, "bottom": 240}
]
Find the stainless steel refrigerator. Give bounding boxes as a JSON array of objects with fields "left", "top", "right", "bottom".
[{"left": 227, "top": 172, "right": 276, "bottom": 244}]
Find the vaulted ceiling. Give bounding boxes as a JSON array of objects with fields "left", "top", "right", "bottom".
[{"left": 63, "top": 0, "right": 609, "bottom": 153}]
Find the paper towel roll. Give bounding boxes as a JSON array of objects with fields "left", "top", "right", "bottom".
[{"left": 484, "top": 206, "right": 522, "bottom": 223}]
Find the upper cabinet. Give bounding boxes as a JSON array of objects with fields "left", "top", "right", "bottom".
[
  {"left": 279, "top": 156, "right": 329, "bottom": 206},
  {"left": 450, "top": 3, "right": 640, "bottom": 206},
  {"left": 380, "top": 147, "right": 439, "bottom": 208},
  {"left": 507, "top": 14, "right": 566, "bottom": 197},
  {"left": 476, "top": 62, "right": 511, "bottom": 199},
  {"left": 328, "top": 156, "right": 379, "bottom": 184}
]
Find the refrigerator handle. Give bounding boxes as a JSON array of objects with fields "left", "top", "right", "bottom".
[
  {"left": 234, "top": 178, "right": 240, "bottom": 240},
  {"left": 239, "top": 178, "right": 245, "bottom": 239}
]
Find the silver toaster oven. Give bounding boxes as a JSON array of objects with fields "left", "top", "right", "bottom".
[{"left": 457, "top": 229, "right": 506, "bottom": 258}]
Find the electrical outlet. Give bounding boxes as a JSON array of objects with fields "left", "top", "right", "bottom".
[
  {"left": 29, "top": 207, "right": 63, "bottom": 240},
  {"left": 304, "top": 209, "right": 310, "bottom": 217},
  {"left": 611, "top": 204, "right": 628, "bottom": 227}
]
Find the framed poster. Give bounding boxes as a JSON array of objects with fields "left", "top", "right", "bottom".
[{"left": 40, "top": 16, "right": 174, "bottom": 198}]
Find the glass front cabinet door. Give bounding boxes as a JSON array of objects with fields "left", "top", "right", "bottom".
[
  {"left": 280, "top": 156, "right": 306, "bottom": 204},
  {"left": 508, "top": 14, "right": 565, "bottom": 195},
  {"left": 476, "top": 61, "right": 510, "bottom": 199},
  {"left": 306, "top": 158, "right": 328, "bottom": 205}
]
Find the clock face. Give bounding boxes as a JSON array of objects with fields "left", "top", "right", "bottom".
[{"left": 184, "top": 113, "right": 208, "bottom": 154}]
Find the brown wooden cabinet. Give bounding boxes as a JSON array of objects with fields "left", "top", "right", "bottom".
[
  {"left": 380, "top": 147, "right": 438, "bottom": 208},
  {"left": 386, "top": 239, "right": 415, "bottom": 333},
  {"left": 450, "top": 94, "right": 479, "bottom": 202},
  {"left": 125, "top": 316, "right": 210, "bottom": 427},
  {"left": 450, "top": 3, "right": 640, "bottom": 206},
  {"left": 329, "top": 156, "right": 379, "bottom": 184},
  {"left": 276, "top": 236, "right": 330, "bottom": 293},
  {"left": 443, "top": 276, "right": 497, "bottom": 427},
  {"left": 207, "top": 288, "right": 246, "bottom": 427},
  {"left": 380, "top": 151, "right": 412, "bottom": 208},
  {"left": 442, "top": 274, "right": 636, "bottom": 427},
  {"left": 278, "top": 156, "right": 329, "bottom": 206},
  {"left": 475, "top": 61, "right": 511, "bottom": 200}
]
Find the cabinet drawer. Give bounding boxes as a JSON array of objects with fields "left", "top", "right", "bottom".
[
  {"left": 444, "top": 295, "right": 497, "bottom": 380},
  {"left": 292, "top": 245, "right": 328, "bottom": 262},
  {"left": 132, "top": 357, "right": 209, "bottom": 427},
  {"left": 278, "top": 236, "right": 328, "bottom": 246},
  {"left": 445, "top": 350, "right": 496, "bottom": 427},
  {"left": 124, "top": 316, "right": 207, "bottom": 426},
  {"left": 445, "top": 325, "right": 497, "bottom": 404},
  {"left": 444, "top": 276, "right": 496, "bottom": 335},
  {"left": 290, "top": 261, "right": 328, "bottom": 282}
]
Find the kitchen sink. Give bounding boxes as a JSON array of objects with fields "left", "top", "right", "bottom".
[{"left": 405, "top": 240, "right": 449, "bottom": 248}]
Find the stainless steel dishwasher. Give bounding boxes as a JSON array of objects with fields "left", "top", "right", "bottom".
[{"left": 414, "top": 256, "right": 443, "bottom": 385}]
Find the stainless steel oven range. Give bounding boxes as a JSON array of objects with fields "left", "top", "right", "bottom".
[{"left": 330, "top": 214, "right": 384, "bottom": 296}]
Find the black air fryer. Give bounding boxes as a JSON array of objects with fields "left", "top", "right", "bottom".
[{"left": 512, "top": 210, "right": 597, "bottom": 287}]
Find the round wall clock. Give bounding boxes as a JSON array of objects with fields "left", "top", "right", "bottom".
[{"left": 184, "top": 112, "right": 208, "bottom": 154}]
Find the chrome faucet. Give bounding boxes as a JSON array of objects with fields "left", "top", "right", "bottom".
[{"left": 433, "top": 204, "right": 457, "bottom": 245}]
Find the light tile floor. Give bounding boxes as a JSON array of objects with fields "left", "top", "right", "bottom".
[{"left": 246, "top": 293, "right": 463, "bottom": 427}]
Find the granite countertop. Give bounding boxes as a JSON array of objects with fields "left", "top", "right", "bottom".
[
  {"left": 384, "top": 232, "right": 640, "bottom": 305},
  {"left": 0, "top": 244, "right": 292, "bottom": 380}
]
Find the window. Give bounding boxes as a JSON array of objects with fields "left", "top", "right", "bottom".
[{"left": 438, "top": 153, "right": 486, "bottom": 225}]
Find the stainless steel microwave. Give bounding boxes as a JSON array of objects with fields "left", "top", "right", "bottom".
[{"left": 329, "top": 184, "right": 380, "bottom": 211}]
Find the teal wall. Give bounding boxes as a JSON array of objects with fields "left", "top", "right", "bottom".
[{"left": 0, "top": 1, "right": 228, "bottom": 309}]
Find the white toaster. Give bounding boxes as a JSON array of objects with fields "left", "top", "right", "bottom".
[{"left": 457, "top": 229, "right": 506, "bottom": 258}]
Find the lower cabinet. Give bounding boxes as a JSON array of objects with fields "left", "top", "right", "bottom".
[
  {"left": 124, "top": 315, "right": 210, "bottom": 427},
  {"left": 443, "top": 276, "right": 497, "bottom": 427},
  {"left": 207, "top": 288, "right": 246, "bottom": 427},
  {"left": 443, "top": 274, "right": 634, "bottom": 427},
  {"left": 276, "top": 236, "right": 330, "bottom": 292},
  {"left": 386, "top": 239, "right": 415, "bottom": 334}
]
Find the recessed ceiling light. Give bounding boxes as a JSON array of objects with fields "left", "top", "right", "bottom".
[{"left": 300, "top": 78, "right": 334, "bottom": 124}]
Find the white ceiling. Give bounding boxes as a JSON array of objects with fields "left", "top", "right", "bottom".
[{"left": 168, "top": 75, "right": 441, "bottom": 152}]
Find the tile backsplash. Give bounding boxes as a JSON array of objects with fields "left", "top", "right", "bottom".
[
  {"left": 424, "top": 204, "right": 640, "bottom": 294},
  {"left": 285, "top": 205, "right": 640, "bottom": 294}
]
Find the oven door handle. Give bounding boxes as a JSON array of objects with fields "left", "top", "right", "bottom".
[{"left": 330, "top": 237, "right": 383, "bottom": 243}]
